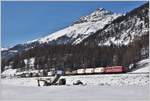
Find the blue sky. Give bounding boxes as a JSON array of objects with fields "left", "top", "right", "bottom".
[{"left": 1, "top": 1, "right": 147, "bottom": 48}]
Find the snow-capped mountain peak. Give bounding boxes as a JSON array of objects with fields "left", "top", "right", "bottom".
[
  {"left": 34, "top": 8, "right": 122, "bottom": 45},
  {"left": 89, "top": 8, "right": 113, "bottom": 17},
  {"left": 75, "top": 8, "right": 114, "bottom": 24}
]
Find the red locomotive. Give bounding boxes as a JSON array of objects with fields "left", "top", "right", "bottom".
[{"left": 104, "top": 66, "right": 127, "bottom": 73}]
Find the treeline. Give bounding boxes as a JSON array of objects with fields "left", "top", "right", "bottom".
[{"left": 1, "top": 34, "right": 148, "bottom": 72}]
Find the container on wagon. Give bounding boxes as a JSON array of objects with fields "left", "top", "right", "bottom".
[
  {"left": 71, "top": 70, "right": 77, "bottom": 75},
  {"left": 77, "top": 69, "right": 85, "bottom": 74},
  {"left": 65, "top": 71, "right": 72, "bottom": 75},
  {"left": 85, "top": 68, "right": 94, "bottom": 74},
  {"left": 94, "top": 67, "right": 105, "bottom": 73}
]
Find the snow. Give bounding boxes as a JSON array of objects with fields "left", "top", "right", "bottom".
[
  {"left": 132, "top": 59, "right": 149, "bottom": 73},
  {"left": 1, "top": 73, "right": 149, "bottom": 100},
  {"left": 77, "top": 8, "right": 121, "bottom": 23},
  {"left": 1, "top": 78, "right": 38, "bottom": 86},
  {"left": 62, "top": 73, "right": 149, "bottom": 86},
  {"left": 1, "top": 48, "right": 8, "bottom": 51},
  {"left": 14, "top": 70, "right": 39, "bottom": 77},
  {"left": 133, "top": 67, "right": 149, "bottom": 73},
  {"left": 1, "top": 83, "right": 149, "bottom": 101},
  {"left": 9, "top": 50, "right": 18, "bottom": 53},
  {"left": 1, "top": 73, "right": 149, "bottom": 87},
  {"left": 1, "top": 69, "right": 17, "bottom": 77},
  {"left": 98, "top": 10, "right": 149, "bottom": 46}
]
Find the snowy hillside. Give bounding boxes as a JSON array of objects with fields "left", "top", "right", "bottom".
[
  {"left": 34, "top": 8, "right": 121, "bottom": 45},
  {"left": 1, "top": 8, "right": 121, "bottom": 61},
  {"left": 1, "top": 48, "right": 8, "bottom": 51},
  {"left": 132, "top": 59, "right": 149, "bottom": 73},
  {"left": 83, "top": 3, "right": 149, "bottom": 46},
  {"left": 133, "top": 66, "right": 149, "bottom": 73}
]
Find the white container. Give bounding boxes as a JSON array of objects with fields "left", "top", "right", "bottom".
[
  {"left": 94, "top": 67, "right": 104, "bottom": 73},
  {"left": 72, "top": 70, "right": 77, "bottom": 74},
  {"left": 85, "top": 68, "right": 94, "bottom": 73},
  {"left": 77, "top": 69, "right": 85, "bottom": 74},
  {"left": 65, "top": 71, "right": 72, "bottom": 75}
]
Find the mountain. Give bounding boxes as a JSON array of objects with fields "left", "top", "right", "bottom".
[
  {"left": 82, "top": 3, "right": 149, "bottom": 46},
  {"left": 31, "top": 8, "right": 121, "bottom": 45},
  {"left": 1, "top": 48, "right": 8, "bottom": 51},
  {"left": 1, "top": 42, "right": 39, "bottom": 60},
  {"left": 1, "top": 3, "right": 149, "bottom": 73},
  {"left": 2, "top": 8, "right": 121, "bottom": 60}
]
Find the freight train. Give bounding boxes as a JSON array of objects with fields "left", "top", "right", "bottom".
[
  {"left": 65, "top": 66, "right": 128, "bottom": 75},
  {"left": 14, "top": 66, "right": 128, "bottom": 78}
]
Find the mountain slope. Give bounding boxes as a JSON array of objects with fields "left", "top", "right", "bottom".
[
  {"left": 82, "top": 3, "right": 149, "bottom": 46},
  {"left": 2, "top": 8, "right": 121, "bottom": 60},
  {"left": 35, "top": 8, "right": 121, "bottom": 45}
]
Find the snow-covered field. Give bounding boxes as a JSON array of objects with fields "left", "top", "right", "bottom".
[
  {"left": 1, "top": 73, "right": 149, "bottom": 87},
  {"left": 1, "top": 84, "right": 149, "bottom": 101},
  {"left": 62, "top": 73, "right": 149, "bottom": 86},
  {"left": 1, "top": 73, "right": 149, "bottom": 101}
]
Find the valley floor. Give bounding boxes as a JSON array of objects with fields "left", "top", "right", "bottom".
[
  {"left": 1, "top": 84, "right": 149, "bottom": 101},
  {"left": 0, "top": 73, "right": 149, "bottom": 101}
]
